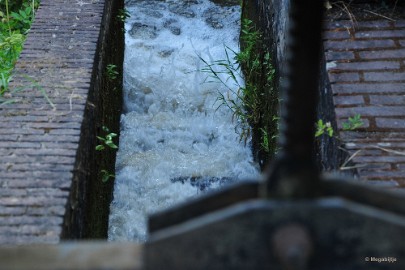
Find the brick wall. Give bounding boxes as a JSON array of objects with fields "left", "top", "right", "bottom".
[
  {"left": 324, "top": 19, "right": 405, "bottom": 187},
  {"left": 0, "top": 0, "right": 124, "bottom": 244}
]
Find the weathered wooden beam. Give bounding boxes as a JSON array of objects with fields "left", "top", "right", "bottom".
[
  {"left": 149, "top": 181, "right": 259, "bottom": 232},
  {"left": 0, "top": 242, "right": 143, "bottom": 270},
  {"left": 146, "top": 198, "right": 405, "bottom": 270},
  {"left": 322, "top": 177, "right": 405, "bottom": 216}
]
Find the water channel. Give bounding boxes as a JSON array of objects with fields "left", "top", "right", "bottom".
[{"left": 108, "top": 0, "right": 260, "bottom": 242}]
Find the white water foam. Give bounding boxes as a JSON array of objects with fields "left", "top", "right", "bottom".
[{"left": 108, "top": 0, "right": 260, "bottom": 242}]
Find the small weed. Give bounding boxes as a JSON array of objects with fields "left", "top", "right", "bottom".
[
  {"left": 315, "top": 119, "right": 334, "bottom": 137},
  {"left": 342, "top": 114, "right": 364, "bottom": 131},
  {"left": 10, "top": 4, "right": 34, "bottom": 34},
  {"left": 106, "top": 64, "right": 119, "bottom": 81},
  {"left": 260, "top": 128, "right": 270, "bottom": 153},
  {"left": 315, "top": 114, "right": 363, "bottom": 138},
  {"left": 117, "top": 8, "right": 130, "bottom": 23},
  {"left": 96, "top": 126, "right": 118, "bottom": 151},
  {"left": 0, "top": 73, "right": 11, "bottom": 96},
  {"left": 100, "top": 169, "right": 115, "bottom": 183},
  {"left": 96, "top": 126, "right": 118, "bottom": 182}
]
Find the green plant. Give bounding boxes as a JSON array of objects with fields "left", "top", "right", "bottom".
[
  {"left": 100, "top": 169, "right": 115, "bottom": 183},
  {"left": 106, "top": 64, "right": 118, "bottom": 81},
  {"left": 0, "top": 73, "right": 11, "bottom": 96},
  {"left": 0, "top": 0, "right": 39, "bottom": 98},
  {"left": 315, "top": 114, "right": 363, "bottom": 139},
  {"left": 96, "top": 126, "right": 118, "bottom": 183},
  {"left": 342, "top": 114, "right": 364, "bottom": 131},
  {"left": 315, "top": 119, "right": 334, "bottom": 137},
  {"left": 201, "top": 18, "right": 277, "bottom": 161},
  {"left": 10, "top": 3, "right": 34, "bottom": 34},
  {"left": 117, "top": 8, "right": 130, "bottom": 23},
  {"left": 96, "top": 126, "right": 118, "bottom": 151},
  {"left": 260, "top": 128, "right": 270, "bottom": 153}
]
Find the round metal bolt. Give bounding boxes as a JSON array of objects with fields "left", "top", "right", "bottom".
[{"left": 272, "top": 224, "right": 313, "bottom": 270}]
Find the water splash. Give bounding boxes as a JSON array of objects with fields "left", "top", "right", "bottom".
[{"left": 108, "top": 0, "right": 259, "bottom": 242}]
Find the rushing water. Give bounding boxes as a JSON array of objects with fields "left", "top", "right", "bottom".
[{"left": 108, "top": 0, "right": 260, "bottom": 242}]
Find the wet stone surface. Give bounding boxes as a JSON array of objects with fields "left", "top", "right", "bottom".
[
  {"left": 210, "top": 0, "right": 240, "bottom": 7},
  {"left": 140, "top": 8, "right": 164, "bottom": 19},
  {"left": 171, "top": 176, "right": 235, "bottom": 191},
  {"left": 169, "top": 2, "right": 197, "bottom": 18},
  {"left": 127, "top": 0, "right": 240, "bottom": 35},
  {"left": 163, "top": 18, "right": 181, "bottom": 35},
  {"left": 129, "top": 22, "right": 159, "bottom": 39}
]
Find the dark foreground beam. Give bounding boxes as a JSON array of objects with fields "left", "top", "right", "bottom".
[{"left": 0, "top": 242, "right": 143, "bottom": 270}]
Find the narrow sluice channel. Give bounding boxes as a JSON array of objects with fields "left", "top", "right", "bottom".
[{"left": 108, "top": 0, "right": 259, "bottom": 242}]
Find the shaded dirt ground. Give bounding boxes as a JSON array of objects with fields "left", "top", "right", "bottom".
[{"left": 327, "top": 0, "right": 405, "bottom": 22}]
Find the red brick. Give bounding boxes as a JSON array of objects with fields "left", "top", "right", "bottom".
[
  {"left": 376, "top": 118, "right": 405, "bottom": 129},
  {"left": 325, "top": 39, "right": 396, "bottom": 50},
  {"left": 0, "top": 215, "right": 64, "bottom": 226},
  {"left": 0, "top": 171, "right": 73, "bottom": 180},
  {"left": 0, "top": 206, "right": 27, "bottom": 216},
  {"left": 353, "top": 155, "right": 405, "bottom": 163},
  {"left": 0, "top": 234, "right": 60, "bottom": 244},
  {"left": 331, "top": 83, "right": 405, "bottom": 94},
  {"left": 359, "top": 49, "right": 405, "bottom": 60},
  {"left": 0, "top": 135, "right": 19, "bottom": 142},
  {"left": 325, "top": 51, "right": 355, "bottom": 61},
  {"left": 0, "top": 156, "right": 76, "bottom": 165},
  {"left": 323, "top": 20, "right": 391, "bottom": 30},
  {"left": 0, "top": 163, "right": 73, "bottom": 172},
  {"left": 12, "top": 148, "right": 77, "bottom": 157},
  {"left": 0, "top": 225, "right": 62, "bottom": 236},
  {"left": 0, "top": 142, "right": 41, "bottom": 149},
  {"left": 18, "top": 134, "right": 80, "bottom": 143},
  {"left": 363, "top": 179, "right": 400, "bottom": 186},
  {"left": 1, "top": 180, "right": 71, "bottom": 189},
  {"left": 0, "top": 189, "right": 28, "bottom": 197},
  {"left": 369, "top": 95, "right": 405, "bottom": 105},
  {"left": 328, "top": 72, "right": 360, "bottom": 83},
  {"left": 331, "top": 61, "right": 400, "bottom": 71},
  {"left": 396, "top": 163, "right": 405, "bottom": 170},
  {"left": 363, "top": 72, "right": 405, "bottom": 82},
  {"left": 333, "top": 95, "right": 364, "bottom": 106},
  {"left": 27, "top": 206, "right": 66, "bottom": 216},
  {"left": 0, "top": 128, "right": 44, "bottom": 135},
  {"left": 335, "top": 106, "right": 405, "bottom": 117},
  {"left": 357, "top": 163, "right": 392, "bottom": 171},
  {"left": 323, "top": 30, "right": 351, "bottom": 40},
  {"left": 355, "top": 30, "right": 405, "bottom": 39},
  {"left": 24, "top": 122, "right": 80, "bottom": 129},
  {"left": 395, "top": 21, "right": 405, "bottom": 28},
  {"left": 355, "top": 21, "right": 392, "bottom": 29},
  {"left": 0, "top": 197, "right": 67, "bottom": 207},
  {"left": 41, "top": 142, "right": 78, "bottom": 150}
]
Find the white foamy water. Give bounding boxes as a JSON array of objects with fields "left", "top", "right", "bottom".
[{"left": 108, "top": 0, "right": 260, "bottom": 242}]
